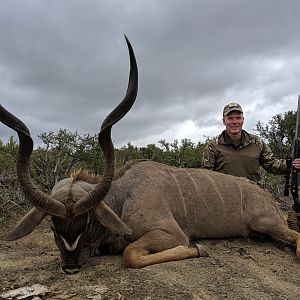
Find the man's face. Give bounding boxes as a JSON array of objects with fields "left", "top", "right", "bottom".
[{"left": 223, "top": 111, "right": 244, "bottom": 136}]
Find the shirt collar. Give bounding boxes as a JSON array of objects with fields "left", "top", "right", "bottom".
[{"left": 220, "top": 130, "right": 246, "bottom": 149}]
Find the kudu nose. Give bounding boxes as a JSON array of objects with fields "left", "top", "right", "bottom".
[{"left": 62, "top": 265, "right": 82, "bottom": 275}]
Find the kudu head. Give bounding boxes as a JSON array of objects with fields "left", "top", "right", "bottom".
[{"left": 0, "top": 36, "right": 138, "bottom": 274}]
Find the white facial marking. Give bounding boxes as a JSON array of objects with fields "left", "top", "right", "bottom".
[{"left": 61, "top": 234, "right": 82, "bottom": 252}]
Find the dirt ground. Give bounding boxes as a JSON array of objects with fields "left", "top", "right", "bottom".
[{"left": 1, "top": 215, "right": 300, "bottom": 300}]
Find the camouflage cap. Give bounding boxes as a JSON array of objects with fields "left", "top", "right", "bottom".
[{"left": 223, "top": 102, "right": 243, "bottom": 116}]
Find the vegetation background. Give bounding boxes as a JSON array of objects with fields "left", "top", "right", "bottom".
[{"left": 0, "top": 110, "right": 296, "bottom": 226}]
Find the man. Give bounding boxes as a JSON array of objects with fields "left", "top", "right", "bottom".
[{"left": 202, "top": 102, "right": 300, "bottom": 183}]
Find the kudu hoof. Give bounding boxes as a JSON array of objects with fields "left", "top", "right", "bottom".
[{"left": 195, "top": 244, "right": 209, "bottom": 257}]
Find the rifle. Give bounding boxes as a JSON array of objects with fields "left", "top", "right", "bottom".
[{"left": 284, "top": 95, "right": 300, "bottom": 212}]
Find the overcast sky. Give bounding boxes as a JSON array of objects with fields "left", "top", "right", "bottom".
[{"left": 1, "top": 0, "right": 300, "bottom": 148}]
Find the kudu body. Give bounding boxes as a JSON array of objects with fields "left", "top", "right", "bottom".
[{"left": 1, "top": 38, "right": 300, "bottom": 274}]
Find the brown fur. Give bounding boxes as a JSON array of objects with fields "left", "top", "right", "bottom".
[
  {"left": 71, "top": 169, "right": 101, "bottom": 184},
  {"left": 71, "top": 159, "right": 149, "bottom": 184},
  {"left": 99, "top": 160, "right": 300, "bottom": 268},
  {"left": 113, "top": 159, "right": 149, "bottom": 181}
]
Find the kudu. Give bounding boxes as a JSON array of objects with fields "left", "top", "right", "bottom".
[{"left": 1, "top": 38, "right": 300, "bottom": 275}]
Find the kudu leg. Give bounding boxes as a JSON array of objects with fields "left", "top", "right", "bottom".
[
  {"left": 288, "top": 230, "right": 300, "bottom": 257},
  {"left": 249, "top": 213, "right": 300, "bottom": 257},
  {"left": 123, "top": 229, "right": 207, "bottom": 268}
]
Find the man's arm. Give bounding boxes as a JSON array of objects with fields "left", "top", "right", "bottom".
[{"left": 259, "top": 140, "right": 287, "bottom": 175}]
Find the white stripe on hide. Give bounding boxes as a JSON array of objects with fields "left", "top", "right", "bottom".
[{"left": 61, "top": 234, "right": 82, "bottom": 252}]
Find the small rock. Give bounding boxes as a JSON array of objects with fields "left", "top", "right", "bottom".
[{"left": 0, "top": 284, "right": 49, "bottom": 299}]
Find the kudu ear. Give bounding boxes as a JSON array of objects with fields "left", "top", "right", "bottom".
[
  {"left": 0, "top": 208, "right": 47, "bottom": 241},
  {"left": 94, "top": 202, "right": 132, "bottom": 235}
]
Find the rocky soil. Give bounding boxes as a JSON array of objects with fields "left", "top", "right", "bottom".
[{"left": 1, "top": 216, "right": 300, "bottom": 300}]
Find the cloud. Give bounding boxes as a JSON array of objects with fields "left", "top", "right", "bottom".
[{"left": 1, "top": 0, "right": 300, "bottom": 148}]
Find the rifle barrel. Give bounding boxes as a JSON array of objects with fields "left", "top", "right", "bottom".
[{"left": 295, "top": 95, "right": 300, "bottom": 143}]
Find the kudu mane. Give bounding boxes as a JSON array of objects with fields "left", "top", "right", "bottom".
[
  {"left": 71, "top": 169, "right": 101, "bottom": 184},
  {"left": 71, "top": 159, "right": 148, "bottom": 185}
]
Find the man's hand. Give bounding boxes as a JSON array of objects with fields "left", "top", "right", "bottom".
[{"left": 292, "top": 158, "right": 300, "bottom": 169}]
